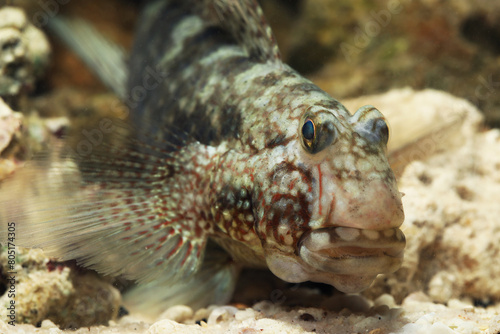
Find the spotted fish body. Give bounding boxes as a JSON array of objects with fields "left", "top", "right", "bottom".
[{"left": 0, "top": 0, "right": 405, "bottom": 311}]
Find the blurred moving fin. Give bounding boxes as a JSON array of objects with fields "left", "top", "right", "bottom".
[
  {"left": 124, "top": 244, "right": 239, "bottom": 319},
  {"left": 48, "top": 16, "right": 128, "bottom": 99}
]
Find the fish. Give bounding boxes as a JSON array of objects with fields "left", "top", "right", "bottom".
[{"left": 0, "top": 0, "right": 405, "bottom": 314}]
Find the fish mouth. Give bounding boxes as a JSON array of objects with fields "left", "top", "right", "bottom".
[
  {"left": 264, "top": 226, "right": 405, "bottom": 293},
  {"left": 298, "top": 226, "right": 406, "bottom": 277}
]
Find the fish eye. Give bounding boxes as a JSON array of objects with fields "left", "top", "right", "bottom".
[
  {"left": 357, "top": 117, "right": 389, "bottom": 146},
  {"left": 302, "top": 119, "right": 315, "bottom": 141},
  {"left": 301, "top": 115, "right": 336, "bottom": 154},
  {"left": 374, "top": 118, "right": 389, "bottom": 145}
]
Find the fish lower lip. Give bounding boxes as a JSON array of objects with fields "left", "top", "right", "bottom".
[{"left": 298, "top": 226, "right": 405, "bottom": 276}]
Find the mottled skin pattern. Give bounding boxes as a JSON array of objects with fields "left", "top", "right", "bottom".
[{"left": 122, "top": 0, "right": 405, "bottom": 292}]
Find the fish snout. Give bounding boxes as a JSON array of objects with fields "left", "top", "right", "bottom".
[
  {"left": 333, "top": 177, "right": 404, "bottom": 231},
  {"left": 287, "top": 178, "right": 405, "bottom": 292}
]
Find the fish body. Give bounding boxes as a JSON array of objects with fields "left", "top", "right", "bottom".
[{"left": 0, "top": 0, "right": 405, "bottom": 311}]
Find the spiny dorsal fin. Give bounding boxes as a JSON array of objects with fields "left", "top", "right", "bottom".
[
  {"left": 211, "top": 0, "right": 281, "bottom": 62},
  {"left": 0, "top": 123, "right": 212, "bottom": 285}
]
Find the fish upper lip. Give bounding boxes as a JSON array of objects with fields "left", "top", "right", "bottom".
[{"left": 298, "top": 226, "right": 406, "bottom": 276}]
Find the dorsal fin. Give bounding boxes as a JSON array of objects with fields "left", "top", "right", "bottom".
[{"left": 211, "top": 0, "right": 281, "bottom": 62}]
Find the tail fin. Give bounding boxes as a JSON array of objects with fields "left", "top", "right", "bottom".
[{"left": 48, "top": 16, "right": 128, "bottom": 99}]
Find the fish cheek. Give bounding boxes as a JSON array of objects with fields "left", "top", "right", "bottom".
[{"left": 257, "top": 162, "right": 314, "bottom": 251}]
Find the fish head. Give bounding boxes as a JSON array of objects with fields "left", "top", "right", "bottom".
[{"left": 257, "top": 104, "right": 405, "bottom": 293}]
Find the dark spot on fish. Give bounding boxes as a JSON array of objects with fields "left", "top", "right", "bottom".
[
  {"left": 161, "top": 164, "right": 176, "bottom": 179},
  {"left": 250, "top": 47, "right": 265, "bottom": 62},
  {"left": 237, "top": 23, "right": 246, "bottom": 36},
  {"left": 213, "top": 185, "right": 254, "bottom": 234},
  {"left": 265, "top": 133, "right": 289, "bottom": 148},
  {"left": 290, "top": 82, "right": 323, "bottom": 93},
  {"left": 256, "top": 72, "right": 281, "bottom": 86},
  {"left": 188, "top": 26, "right": 236, "bottom": 57},
  {"left": 219, "top": 105, "right": 243, "bottom": 139},
  {"left": 219, "top": 55, "right": 251, "bottom": 77},
  {"left": 315, "top": 100, "right": 344, "bottom": 111}
]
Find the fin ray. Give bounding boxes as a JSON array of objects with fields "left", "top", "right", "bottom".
[{"left": 0, "top": 124, "right": 214, "bottom": 284}]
